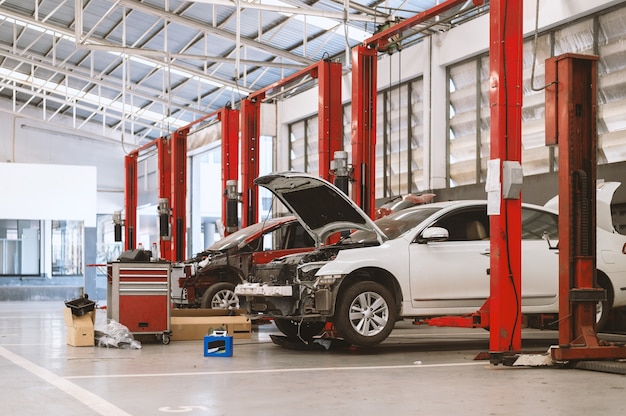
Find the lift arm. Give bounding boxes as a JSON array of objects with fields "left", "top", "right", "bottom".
[{"left": 352, "top": 0, "right": 485, "bottom": 218}]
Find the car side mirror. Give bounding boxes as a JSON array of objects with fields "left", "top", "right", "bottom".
[{"left": 417, "top": 227, "right": 449, "bottom": 244}]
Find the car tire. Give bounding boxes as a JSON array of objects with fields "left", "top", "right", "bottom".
[
  {"left": 200, "top": 282, "right": 239, "bottom": 309},
  {"left": 595, "top": 279, "right": 612, "bottom": 331},
  {"left": 334, "top": 281, "right": 397, "bottom": 347},
  {"left": 273, "top": 318, "right": 326, "bottom": 340}
]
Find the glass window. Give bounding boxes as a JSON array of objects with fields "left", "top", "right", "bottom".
[
  {"left": 432, "top": 208, "right": 489, "bottom": 241},
  {"left": 0, "top": 219, "right": 41, "bottom": 276},
  {"left": 96, "top": 214, "right": 123, "bottom": 265},
  {"left": 342, "top": 103, "right": 352, "bottom": 154},
  {"left": 288, "top": 78, "right": 423, "bottom": 201},
  {"left": 448, "top": 60, "right": 479, "bottom": 187},
  {"left": 598, "top": 7, "right": 626, "bottom": 163},
  {"left": 306, "top": 117, "right": 319, "bottom": 177},
  {"left": 522, "top": 33, "right": 552, "bottom": 174},
  {"left": 289, "top": 120, "right": 306, "bottom": 172},
  {"left": 410, "top": 78, "right": 426, "bottom": 191},
  {"left": 521, "top": 208, "right": 558, "bottom": 240},
  {"left": 51, "top": 220, "right": 83, "bottom": 276}
]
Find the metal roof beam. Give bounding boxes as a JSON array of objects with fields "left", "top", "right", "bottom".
[
  {"left": 117, "top": 0, "right": 314, "bottom": 65},
  {"left": 190, "top": 0, "right": 386, "bottom": 23},
  {"left": 0, "top": 78, "right": 171, "bottom": 134},
  {"left": 0, "top": 45, "right": 208, "bottom": 116},
  {"left": 0, "top": 8, "right": 251, "bottom": 92}
]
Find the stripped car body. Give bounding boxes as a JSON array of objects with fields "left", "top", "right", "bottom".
[
  {"left": 236, "top": 173, "right": 626, "bottom": 347},
  {"left": 175, "top": 216, "right": 314, "bottom": 309}
]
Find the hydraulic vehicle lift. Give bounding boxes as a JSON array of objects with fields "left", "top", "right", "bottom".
[
  {"left": 354, "top": 0, "right": 524, "bottom": 356},
  {"left": 124, "top": 134, "right": 183, "bottom": 261},
  {"left": 546, "top": 54, "right": 626, "bottom": 362},
  {"left": 353, "top": 0, "right": 485, "bottom": 219},
  {"left": 239, "top": 59, "right": 343, "bottom": 228},
  {"left": 123, "top": 106, "right": 240, "bottom": 260}
]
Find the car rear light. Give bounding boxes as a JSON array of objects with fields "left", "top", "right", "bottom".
[{"left": 623, "top": 243, "right": 626, "bottom": 255}]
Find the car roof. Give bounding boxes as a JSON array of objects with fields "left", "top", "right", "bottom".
[{"left": 207, "top": 216, "right": 297, "bottom": 251}]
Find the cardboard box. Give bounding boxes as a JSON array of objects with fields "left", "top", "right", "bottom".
[
  {"left": 63, "top": 307, "right": 95, "bottom": 347},
  {"left": 170, "top": 309, "right": 251, "bottom": 341}
]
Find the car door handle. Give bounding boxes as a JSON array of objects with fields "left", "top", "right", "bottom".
[{"left": 481, "top": 249, "right": 490, "bottom": 257}]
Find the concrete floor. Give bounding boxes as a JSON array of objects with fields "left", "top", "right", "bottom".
[{"left": 1, "top": 301, "right": 626, "bottom": 416}]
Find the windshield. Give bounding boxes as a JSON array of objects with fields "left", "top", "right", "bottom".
[
  {"left": 342, "top": 206, "right": 441, "bottom": 243},
  {"left": 206, "top": 221, "right": 273, "bottom": 252}
]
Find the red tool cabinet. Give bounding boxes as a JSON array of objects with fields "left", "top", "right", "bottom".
[{"left": 107, "top": 262, "right": 171, "bottom": 344}]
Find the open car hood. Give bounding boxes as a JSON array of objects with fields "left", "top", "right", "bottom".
[
  {"left": 543, "top": 181, "right": 621, "bottom": 233},
  {"left": 255, "top": 172, "right": 387, "bottom": 246}
]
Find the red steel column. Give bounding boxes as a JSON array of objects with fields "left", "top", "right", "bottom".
[
  {"left": 351, "top": 45, "right": 377, "bottom": 218},
  {"left": 170, "top": 129, "right": 187, "bottom": 262},
  {"left": 241, "top": 98, "right": 261, "bottom": 227},
  {"left": 124, "top": 153, "right": 137, "bottom": 251},
  {"left": 318, "top": 60, "right": 343, "bottom": 182},
  {"left": 220, "top": 107, "right": 240, "bottom": 235},
  {"left": 488, "top": 0, "right": 523, "bottom": 357},
  {"left": 156, "top": 137, "right": 172, "bottom": 260}
]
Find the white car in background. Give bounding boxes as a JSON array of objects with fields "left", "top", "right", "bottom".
[{"left": 236, "top": 172, "right": 626, "bottom": 347}]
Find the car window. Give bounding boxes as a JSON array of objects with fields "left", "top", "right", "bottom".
[
  {"left": 208, "top": 221, "right": 267, "bottom": 251},
  {"left": 287, "top": 223, "right": 315, "bottom": 249},
  {"left": 431, "top": 207, "right": 489, "bottom": 241},
  {"left": 261, "top": 226, "right": 286, "bottom": 251},
  {"left": 521, "top": 208, "right": 558, "bottom": 239},
  {"left": 345, "top": 207, "right": 441, "bottom": 243},
  {"left": 258, "top": 221, "right": 314, "bottom": 251}
]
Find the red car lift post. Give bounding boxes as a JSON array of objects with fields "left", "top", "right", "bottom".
[
  {"left": 124, "top": 108, "right": 236, "bottom": 260},
  {"left": 546, "top": 54, "right": 626, "bottom": 361},
  {"left": 358, "top": 0, "right": 524, "bottom": 359},
  {"left": 317, "top": 61, "right": 343, "bottom": 183},
  {"left": 157, "top": 136, "right": 173, "bottom": 260},
  {"left": 220, "top": 106, "right": 241, "bottom": 235},
  {"left": 240, "top": 97, "right": 261, "bottom": 229},
  {"left": 486, "top": 0, "right": 524, "bottom": 360},
  {"left": 124, "top": 137, "right": 167, "bottom": 254},
  {"left": 169, "top": 127, "right": 187, "bottom": 262},
  {"left": 241, "top": 60, "right": 343, "bottom": 227},
  {"left": 350, "top": 45, "right": 377, "bottom": 219},
  {"left": 124, "top": 136, "right": 180, "bottom": 261}
]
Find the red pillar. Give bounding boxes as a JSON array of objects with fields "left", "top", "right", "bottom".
[
  {"left": 318, "top": 60, "right": 343, "bottom": 182},
  {"left": 157, "top": 137, "right": 172, "bottom": 260},
  {"left": 170, "top": 129, "right": 187, "bottom": 262},
  {"left": 220, "top": 107, "right": 240, "bottom": 235},
  {"left": 488, "top": 0, "right": 523, "bottom": 357},
  {"left": 241, "top": 98, "right": 261, "bottom": 227},
  {"left": 351, "top": 45, "right": 377, "bottom": 218},
  {"left": 124, "top": 153, "right": 137, "bottom": 251}
]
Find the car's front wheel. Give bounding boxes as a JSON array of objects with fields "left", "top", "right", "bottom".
[
  {"left": 334, "top": 281, "right": 397, "bottom": 347},
  {"left": 201, "top": 282, "right": 240, "bottom": 309}
]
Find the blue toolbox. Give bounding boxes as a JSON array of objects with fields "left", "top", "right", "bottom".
[{"left": 204, "top": 330, "right": 233, "bottom": 357}]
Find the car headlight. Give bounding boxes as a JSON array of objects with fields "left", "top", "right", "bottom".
[{"left": 316, "top": 274, "right": 344, "bottom": 286}]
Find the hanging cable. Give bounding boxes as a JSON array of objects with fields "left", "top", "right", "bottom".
[
  {"left": 398, "top": 51, "right": 402, "bottom": 194},
  {"left": 531, "top": 0, "right": 556, "bottom": 91},
  {"left": 343, "top": 0, "right": 351, "bottom": 68}
]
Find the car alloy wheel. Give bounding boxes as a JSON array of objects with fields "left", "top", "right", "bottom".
[
  {"left": 334, "top": 281, "right": 397, "bottom": 347},
  {"left": 201, "top": 282, "right": 240, "bottom": 309}
]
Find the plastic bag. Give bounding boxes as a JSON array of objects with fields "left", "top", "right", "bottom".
[{"left": 94, "top": 319, "right": 142, "bottom": 349}]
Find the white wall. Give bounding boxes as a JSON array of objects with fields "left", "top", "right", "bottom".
[
  {"left": 0, "top": 162, "right": 97, "bottom": 227},
  {"left": 0, "top": 104, "right": 128, "bottom": 214}
]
